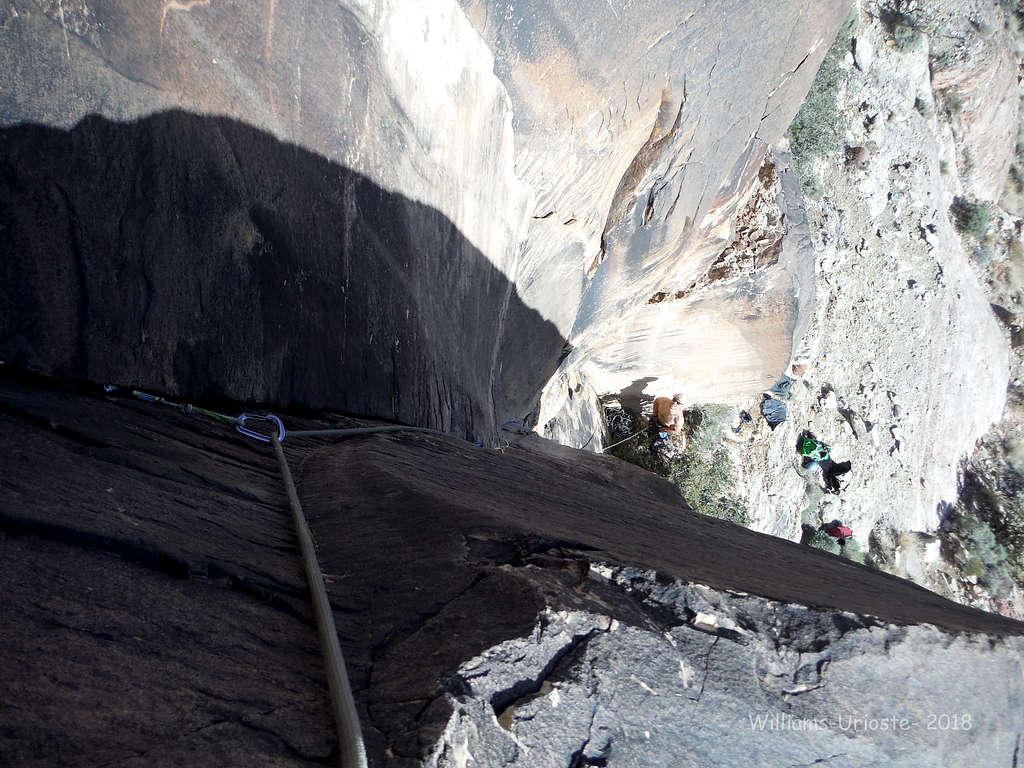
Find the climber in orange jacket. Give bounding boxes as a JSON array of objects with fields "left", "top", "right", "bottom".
[{"left": 652, "top": 393, "right": 686, "bottom": 442}]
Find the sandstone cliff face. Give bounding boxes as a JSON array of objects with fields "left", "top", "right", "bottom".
[
  {"left": 3, "top": 377, "right": 1023, "bottom": 766},
  {"left": 0, "top": 111, "right": 560, "bottom": 440},
  {"left": 0, "top": 0, "right": 848, "bottom": 443}
]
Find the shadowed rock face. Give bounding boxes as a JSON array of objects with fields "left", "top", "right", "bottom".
[
  {"left": 1, "top": 0, "right": 850, "bottom": 442},
  {"left": 2, "top": 377, "right": 1022, "bottom": 766},
  {"left": 0, "top": 112, "right": 565, "bottom": 441}
]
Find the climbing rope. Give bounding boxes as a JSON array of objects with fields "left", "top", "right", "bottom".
[
  {"left": 117, "top": 386, "right": 449, "bottom": 768},
  {"left": 597, "top": 425, "right": 647, "bottom": 454},
  {"left": 271, "top": 433, "right": 367, "bottom": 768},
  {"left": 262, "top": 424, "right": 450, "bottom": 768}
]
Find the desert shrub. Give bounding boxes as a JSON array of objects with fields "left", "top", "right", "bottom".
[
  {"left": 788, "top": 11, "right": 857, "bottom": 173},
  {"left": 800, "top": 175, "right": 825, "bottom": 201},
  {"left": 604, "top": 404, "right": 749, "bottom": 526},
  {"left": 806, "top": 529, "right": 841, "bottom": 555},
  {"left": 959, "top": 461, "right": 1024, "bottom": 586},
  {"left": 941, "top": 91, "right": 963, "bottom": 117},
  {"left": 941, "top": 507, "right": 1016, "bottom": 597},
  {"left": 873, "top": 1, "right": 928, "bottom": 51},
  {"left": 950, "top": 196, "right": 991, "bottom": 238},
  {"left": 843, "top": 538, "right": 867, "bottom": 564}
]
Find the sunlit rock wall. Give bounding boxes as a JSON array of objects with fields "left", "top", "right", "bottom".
[{"left": 1, "top": 0, "right": 848, "bottom": 442}]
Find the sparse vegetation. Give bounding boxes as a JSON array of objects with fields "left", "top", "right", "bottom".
[
  {"left": 799, "top": 475, "right": 825, "bottom": 524},
  {"left": 670, "top": 405, "right": 750, "bottom": 526},
  {"left": 940, "top": 91, "right": 963, "bottom": 117},
  {"left": 1010, "top": 165, "right": 1023, "bottom": 195},
  {"left": 960, "top": 147, "right": 974, "bottom": 174},
  {"left": 801, "top": 175, "right": 824, "bottom": 201},
  {"left": 998, "top": 0, "right": 1023, "bottom": 30},
  {"left": 969, "top": 17, "right": 993, "bottom": 36},
  {"left": 958, "top": 459, "right": 1024, "bottom": 589},
  {"left": 788, "top": 10, "right": 857, "bottom": 199},
  {"left": 940, "top": 506, "right": 1017, "bottom": 600},
  {"left": 876, "top": 2, "right": 924, "bottom": 52},
  {"left": 604, "top": 404, "right": 749, "bottom": 526},
  {"left": 913, "top": 96, "right": 933, "bottom": 119},
  {"left": 843, "top": 538, "right": 867, "bottom": 564},
  {"left": 804, "top": 528, "right": 841, "bottom": 555},
  {"left": 949, "top": 196, "right": 991, "bottom": 238}
]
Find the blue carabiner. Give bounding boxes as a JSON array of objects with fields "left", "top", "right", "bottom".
[{"left": 236, "top": 413, "right": 287, "bottom": 444}]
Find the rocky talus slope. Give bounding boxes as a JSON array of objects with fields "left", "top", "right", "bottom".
[
  {"left": 729, "top": 0, "right": 1024, "bottom": 616},
  {"left": 2, "top": 375, "right": 1023, "bottom": 766}
]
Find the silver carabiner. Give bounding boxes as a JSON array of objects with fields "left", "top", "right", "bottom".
[{"left": 236, "top": 413, "right": 287, "bottom": 444}]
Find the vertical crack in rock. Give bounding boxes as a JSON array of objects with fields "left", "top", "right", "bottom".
[
  {"left": 593, "top": 93, "right": 687, "bottom": 273},
  {"left": 689, "top": 635, "right": 719, "bottom": 702},
  {"left": 53, "top": 182, "right": 89, "bottom": 373},
  {"left": 489, "top": 626, "right": 605, "bottom": 724},
  {"left": 567, "top": 698, "right": 605, "bottom": 768},
  {"left": 489, "top": 277, "right": 516, "bottom": 427}
]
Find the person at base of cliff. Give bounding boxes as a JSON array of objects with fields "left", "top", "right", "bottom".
[
  {"left": 822, "top": 458, "right": 852, "bottom": 494},
  {"left": 652, "top": 393, "right": 686, "bottom": 445},
  {"left": 820, "top": 520, "right": 853, "bottom": 549},
  {"left": 797, "top": 431, "right": 852, "bottom": 495}
]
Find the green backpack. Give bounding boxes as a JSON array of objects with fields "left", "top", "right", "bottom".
[{"left": 799, "top": 436, "right": 831, "bottom": 462}]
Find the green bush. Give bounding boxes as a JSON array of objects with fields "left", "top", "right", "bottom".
[
  {"left": 941, "top": 507, "right": 1016, "bottom": 597},
  {"left": 806, "top": 529, "right": 841, "bottom": 555},
  {"left": 843, "top": 538, "right": 866, "bottom": 564},
  {"left": 958, "top": 461, "right": 1024, "bottom": 587},
  {"left": 950, "top": 196, "right": 991, "bottom": 238},
  {"left": 604, "top": 404, "right": 749, "bottom": 526},
  {"left": 788, "top": 11, "right": 857, "bottom": 169},
  {"left": 802, "top": 527, "right": 863, "bottom": 560},
  {"left": 877, "top": 3, "right": 923, "bottom": 51}
]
